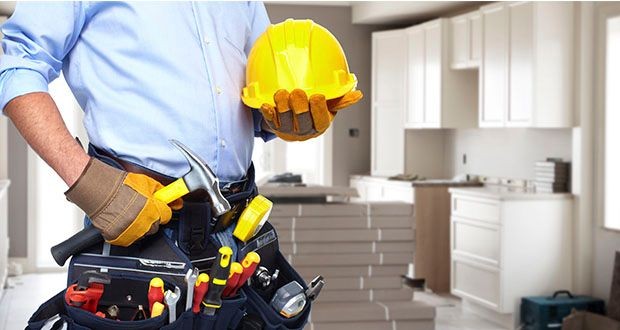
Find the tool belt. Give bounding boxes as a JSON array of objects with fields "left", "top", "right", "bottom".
[{"left": 26, "top": 145, "right": 312, "bottom": 330}]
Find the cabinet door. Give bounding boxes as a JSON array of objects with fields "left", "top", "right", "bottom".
[
  {"left": 382, "top": 185, "right": 415, "bottom": 203},
  {"left": 469, "top": 12, "right": 482, "bottom": 65},
  {"left": 372, "top": 104, "right": 405, "bottom": 176},
  {"left": 424, "top": 22, "right": 442, "bottom": 126},
  {"left": 349, "top": 178, "right": 366, "bottom": 202},
  {"left": 373, "top": 31, "right": 407, "bottom": 104},
  {"left": 480, "top": 4, "right": 508, "bottom": 127},
  {"left": 451, "top": 15, "right": 469, "bottom": 69},
  {"left": 508, "top": 2, "right": 533, "bottom": 126},
  {"left": 372, "top": 31, "right": 406, "bottom": 176},
  {"left": 366, "top": 182, "right": 383, "bottom": 202},
  {"left": 407, "top": 28, "right": 425, "bottom": 126}
]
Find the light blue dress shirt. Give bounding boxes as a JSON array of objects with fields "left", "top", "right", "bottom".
[{"left": 0, "top": 1, "right": 274, "bottom": 182}]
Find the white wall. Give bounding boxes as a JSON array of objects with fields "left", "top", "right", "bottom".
[
  {"left": 403, "top": 128, "right": 573, "bottom": 180},
  {"left": 444, "top": 128, "right": 573, "bottom": 180}
]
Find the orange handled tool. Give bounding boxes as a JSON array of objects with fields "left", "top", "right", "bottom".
[
  {"left": 192, "top": 273, "right": 210, "bottom": 313},
  {"left": 223, "top": 262, "right": 243, "bottom": 298},
  {"left": 65, "top": 270, "right": 111, "bottom": 314},
  {"left": 148, "top": 277, "right": 165, "bottom": 314},
  {"left": 229, "top": 252, "right": 261, "bottom": 297}
]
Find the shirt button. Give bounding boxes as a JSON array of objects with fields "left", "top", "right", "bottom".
[
  {"left": 204, "top": 37, "right": 211, "bottom": 45},
  {"left": 216, "top": 86, "right": 223, "bottom": 95},
  {"left": 220, "top": 140, "right": 227, "bottom": 148}
]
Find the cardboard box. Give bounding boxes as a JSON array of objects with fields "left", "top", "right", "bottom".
[{"left": 562, "top": 311, "right": 620, "bottom": 330}]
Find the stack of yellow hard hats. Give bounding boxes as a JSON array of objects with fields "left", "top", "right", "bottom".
[{"left": 242, "top": 19, "right": 358, "bottom": 108}]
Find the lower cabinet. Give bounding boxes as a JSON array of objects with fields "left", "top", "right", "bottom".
[
  {"left": 449, "top": 188, "right": 573, "bottom": 319},
  {"left": 350, "top": 176, "right": 414, "bottom": 203},
  {"left": 452, "top": 257, "right": 501, "bottom": 309}
]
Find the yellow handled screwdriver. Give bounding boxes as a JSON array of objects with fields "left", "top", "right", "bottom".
[{"left": 150, "top": 302, "right": 165, "bottom": 318}]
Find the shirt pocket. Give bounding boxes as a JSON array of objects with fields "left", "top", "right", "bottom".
[{"left": 217, "top": 3, "right": 251, "bottom": 57}]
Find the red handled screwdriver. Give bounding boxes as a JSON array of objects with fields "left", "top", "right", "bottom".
[
  {"left": 223, "top": 262, "right": 243, "bottom": 297},
  {"left": 192, "top": 273, "right": 209, "bottom": 313},
  {"left": 229, "top": 252, "right": 261, "bottom": 297}
]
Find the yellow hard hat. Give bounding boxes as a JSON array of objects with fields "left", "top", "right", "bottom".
[{"left": 242, "top": 19, "right": 357, "bottom": 109}]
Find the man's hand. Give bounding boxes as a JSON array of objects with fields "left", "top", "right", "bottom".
[
  {"left": 259, "top": 89, "right": 363, "bottom": 141},
  {"left": 65, "top": 158, "right": 183, "bottom": 247}
]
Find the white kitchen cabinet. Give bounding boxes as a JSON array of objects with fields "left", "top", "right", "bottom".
[
  {"left": 480, "top": 2, "right": 574, "bottom": 128},
  {"left": 480, "top": 3, "right": 508, "bottom": 127},
  {"left": 350, "top": 176, "right": 414, "bottom": 204},
  {"left": 407, "top": 28, "right": 425, "bottom": 126},
  {"left": 371, "top": 29, "right": 408, "bottom": 176},
  {"left": 451, "top": 11, "right": 482, "bottom": 69},
  {"left": 449, "top": 187, "right": 573, "bottom": 328},
  {"left": 470, "top": 13, "right": 482, "bottom": 64},
  {"left": 424, "top": 21, "right": 442, "bottom": 125},
  {"left": 405, "top": 19, "right": 477, "bottom": 129}
]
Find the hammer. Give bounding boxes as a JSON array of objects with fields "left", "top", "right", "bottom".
[{"left": 50, "top": 139, "right": 231, "bottom": 266}]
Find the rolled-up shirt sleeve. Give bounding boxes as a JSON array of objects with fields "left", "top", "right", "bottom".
[
  {"left": 0, "top": 2, "right": 86, "bottom": 112},
  {"left": 246, "top": 1, "right": 275, "bottom": 142}
]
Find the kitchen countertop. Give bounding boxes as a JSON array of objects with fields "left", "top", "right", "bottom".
[
  {"left": 449, "top": 185, "right": 573, "bottom": 201},
  {"left": 259, "top": 184, "right": 359, "bottom": 198},
  {"left": 351, "top": 175, "right": 481, "bottom": 187}
]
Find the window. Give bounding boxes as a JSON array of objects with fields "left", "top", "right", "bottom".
[{"left": 605, "top": 16, "right": 620, "bottom": 230}]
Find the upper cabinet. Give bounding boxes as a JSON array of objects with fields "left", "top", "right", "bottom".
[
  {"left": 451, "top": 11, "right": 482, "bottom": 69},
  {"left": 371, "top": 29, "right": 408, "bottom": 176},
  {"left": 480, "top": 2, "right": 575, "bottom": 128},
  {"left": 405, "top": 19, "right": 478, "bottom": 129}
]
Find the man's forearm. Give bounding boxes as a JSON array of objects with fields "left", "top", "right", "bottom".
[{"left": 4, "top": 92, "right": 90, "bottom": 187}]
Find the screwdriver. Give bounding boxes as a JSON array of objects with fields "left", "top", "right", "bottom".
[
  {"left": 192, "top": 273, "right": 209, "bottom": 313},
  {"left": 229, "top": 252, "right": 261, "bottom": 297},
  {"left": 203, "top": 246, "right": 233, "bottom": 315},
  {"left": 148, "top": 277, "right": 165, "bottom": 315},
  {"left": 151, "top": 301, "right": 165, "bottom": 318},
  {"left": 223, "top": 262, "right": 243, "bottom": 298}
]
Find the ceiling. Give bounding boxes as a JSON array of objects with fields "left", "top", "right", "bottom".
[
  {"left": 351, "top": 1, "right": 486, "bottom": 24},
  {"left": 1, "top": 1, "right": 486, "bottom": 26},
  {"left": 265, "top": 1, "right": 486, "bottom": 25}
]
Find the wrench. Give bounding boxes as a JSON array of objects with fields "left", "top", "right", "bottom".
[
  {"left": 185, "top": 268, "right": 199, "bottom": 311},
  {"left": 164, "top": 286, "right": 181, "bottom": 324}
]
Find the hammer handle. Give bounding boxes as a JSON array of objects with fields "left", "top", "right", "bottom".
[
  {"left": 153, "top": 178, "right": 189, "bottom": 204},
  {"left": 50, "top": 179, "right": 189, "bottom": 266},
  {"left": 51, "top": 226, "right": 103, "bottom": 266}
]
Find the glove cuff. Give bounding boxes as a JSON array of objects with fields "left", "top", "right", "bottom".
[{"left": 65, "top": 158, "right": 127, "bottom": 218}]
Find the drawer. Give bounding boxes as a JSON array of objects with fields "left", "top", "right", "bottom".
[
  {"left": 451, "top": 195, "right": 500, "bottom": 224},
  {"left": 452, "top": 217, "right": 500, "bottom": 266},
  {"left": 452, "top": 257, "right": 500, "bottom": 310}
]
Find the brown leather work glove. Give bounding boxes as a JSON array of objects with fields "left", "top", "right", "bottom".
[
  {"left": 65, "top": 158, "right": 183, "bottom": 247},
  {"left": 259, "top": 89, "right": 363, "bottom": 141}
]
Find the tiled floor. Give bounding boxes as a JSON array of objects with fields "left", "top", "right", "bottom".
[{"left": 0, "top": 273, "right": 508, "bottom": 330}]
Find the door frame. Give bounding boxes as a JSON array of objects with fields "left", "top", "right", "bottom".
[{"left": 593, "top": 2, "right": 620, "bottom": 232}]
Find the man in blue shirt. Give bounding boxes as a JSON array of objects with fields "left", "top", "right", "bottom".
[{"left": 0, "top": 2, "right": 361, "bottom": 247}]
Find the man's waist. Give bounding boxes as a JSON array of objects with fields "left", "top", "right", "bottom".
[{"left": 88, "top": 144, "right": 249, "bottom": 201}]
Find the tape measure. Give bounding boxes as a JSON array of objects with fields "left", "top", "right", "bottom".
[{"left": 233, "top": 195, "right": 273, "bottom": 242}]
